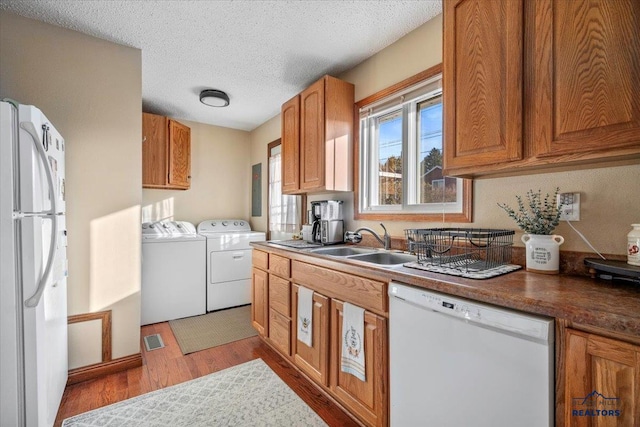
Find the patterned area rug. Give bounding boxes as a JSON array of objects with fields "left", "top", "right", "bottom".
[
  {"left": 62, "top": 359, "right": 327, "bottom": 426},
  {"left": 169, "top": 305, "right": 258, "bottom": 354}
]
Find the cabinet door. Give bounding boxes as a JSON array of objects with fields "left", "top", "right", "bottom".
[
  {"left": 251, "top": 268, "right": 268, "bottom": 336},
  {"left": 292, "top": 285, "right": 329, "bottom": 386},
  {"left": 330, "top": 300, "right": 388, "bottom": 427},
  {"left": 443, "top": 0, "right": 524, "bottom": 173},
  {"left": 281, "top": 95, "right": 300, "bottom": 194},
  {"left": 168, "top": 119, "right": 191, "bottom": 189},
  {"left": 531, "top": 0, "right": 640, "bottom": 160},
  {"left": 300, "top": 78, "right": 326, "bottom": 191},
  {"left": 142, "top": 113, "right": 168, "bottom": 187},
  {"left": 564, "top": 329, "right": 639, "bottom": 427}
]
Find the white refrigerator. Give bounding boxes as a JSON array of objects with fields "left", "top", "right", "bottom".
[{"left": 1, "top": 100, "right": 68, "bottom": 427}]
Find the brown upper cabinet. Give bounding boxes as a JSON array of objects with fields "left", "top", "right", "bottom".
[
  {"left": 281, "top": 75, "right": 355, "bottom": 194},
  {"left": 443, "top": 0, "right": 640, "bottom": 177},
  {"left": 142, "top": 112, "right": 191, "bottom": 189}
]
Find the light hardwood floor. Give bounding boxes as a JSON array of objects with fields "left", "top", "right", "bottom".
[{"left": 54, "top": 321, "right": 359, "bottom": 426}]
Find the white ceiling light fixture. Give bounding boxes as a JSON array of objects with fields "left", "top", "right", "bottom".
[{"left": 199, "top": 89, "right": 230, "bottom": 107}]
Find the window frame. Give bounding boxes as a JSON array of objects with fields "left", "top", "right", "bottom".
[{"left": 353, "top": 64, "right": 472, "bottom": 222}]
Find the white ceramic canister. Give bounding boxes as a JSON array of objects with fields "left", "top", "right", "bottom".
[
  {"left": 521, "top": 234, "right": 565, "bottom": 274},
  {"left": 628, "top": 224, "right": 640, "bottom": 266}
]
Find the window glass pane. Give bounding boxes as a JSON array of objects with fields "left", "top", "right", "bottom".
[
  {"left": 357, "top": 72, "right": 469, "bottom": 218},
  {"left": 417, "top": 98, "right": 456, "bottom": 203},
  {"left": 377, "top": 110, "right": 403, "bottom": 205},
  {"left": 268, "top": 147, "right": 301, "bottom": 239}
]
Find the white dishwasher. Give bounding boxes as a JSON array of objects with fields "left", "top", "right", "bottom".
[{"left": 388, "top": 282, "right": 554, "bottom": 427}]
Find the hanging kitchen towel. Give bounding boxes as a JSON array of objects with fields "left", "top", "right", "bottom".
[
  {"left": 297, "top": 286, "right": 314, "bottom": 347},
  {"left": 341, "top": 302, "right": 366, "bottom": 381}
]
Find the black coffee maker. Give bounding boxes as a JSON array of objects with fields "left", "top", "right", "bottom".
[{"left": 309, "top": 201, "right": 325, "bottom": 243}]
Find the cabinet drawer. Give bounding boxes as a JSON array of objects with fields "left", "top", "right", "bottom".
[
  {"left": 269, "top": 309, "right": 291, "bottom": 356},
  {"left": 270, "top": 254, "right": 291, "bottom": 278},
  {"left": 269, "top": 275, "right": 290, "bottom": 316},
  {"left": 292, "top": 261, "right": 387, "bottom": 315},
  {"left": 253, "top": 249, "right": 268, "bottom": 270}
]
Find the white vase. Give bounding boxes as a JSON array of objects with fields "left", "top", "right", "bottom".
[{"left": 521, "top": 234, "right": 564, "bottom": 274}]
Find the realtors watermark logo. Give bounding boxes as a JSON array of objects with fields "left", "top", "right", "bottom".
[{"left": 571, "top": 390, "right": 621, "bottom": 418}]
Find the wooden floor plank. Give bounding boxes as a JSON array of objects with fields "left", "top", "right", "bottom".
[{"left": 54, "top": 322, "right": 359, "bottom": 427}]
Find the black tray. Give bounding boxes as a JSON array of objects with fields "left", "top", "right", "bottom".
[{"left": 584, "top": 258, "right": 640, "bottom": 284}]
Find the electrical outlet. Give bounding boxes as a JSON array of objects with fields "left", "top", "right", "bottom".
[{"left": 558, "top": 192, "right": 580, "bottom": 221}]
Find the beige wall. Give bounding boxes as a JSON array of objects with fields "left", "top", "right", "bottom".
[
  {"left": 142, "top": 119, "right": 251, "bottom": 225},
  {"left": 249, "top": 13, "right": 640, "bottom": 255},
  {"left": 1, "top": 12, "right": 142, "bottom": 365},
  {"left": 340, "top": 14, "right": 444, "bottom": 101}
]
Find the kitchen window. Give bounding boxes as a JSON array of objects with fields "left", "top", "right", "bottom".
[
  {"left": 267, "top": 140, "right": 304, "bottom": 240},
  {"left": 355, "top": 65, "right": 472, "bottom": 221}
]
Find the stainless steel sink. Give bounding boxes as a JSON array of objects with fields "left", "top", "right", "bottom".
[
  {"left": 309, "top": 246, "right": 377, "bottom": 257},
  {"left": 348, "top": 251, "right": 416, "bottom": 267}
]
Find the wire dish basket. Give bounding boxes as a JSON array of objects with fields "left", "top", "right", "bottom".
[{"left": 405, "top": 228, "right": 515, "bottom": 272}]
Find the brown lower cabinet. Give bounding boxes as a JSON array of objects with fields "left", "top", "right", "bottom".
[
  {"left": 251, "top": 267, "right": 268, "bottom": 336},
  {"left": 292, "top": 284, "right": 330, "bottom": 386},
  {"left": 252, "top": 250, "right": 389, "bottom": 427},
  {"left": 563, "top": 328, "right": 640, "bottom": 427},
  {"left": 330, "top": 300, "right": 388, "bottom": 427}
]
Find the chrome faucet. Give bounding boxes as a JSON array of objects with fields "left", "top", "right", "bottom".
[{"left": 345, "top": 223, "right": 391, "bottom": 250}]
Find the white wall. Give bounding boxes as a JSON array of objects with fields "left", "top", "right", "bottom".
[
  {"left": 249, "top": 13, "right": 640, "bottom": 255},
  {"left": 142, "top": 119, "right": 251, "bottom": 225},
  {"left": 1, "top": 11, "right": 142, "bottom": 364}
]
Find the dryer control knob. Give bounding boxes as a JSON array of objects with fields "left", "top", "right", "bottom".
[
  {"left": 222, "top": 221, "right": 228, "bottom": 226},
  {"left": 211, "top": 222, "right": 216, "bottom": 226},
  {"left": 240, "top": 221, "right": 245, "bottom": 226},
  {"left": 234, "top": 221, "right": 238, "bottom": 226}
]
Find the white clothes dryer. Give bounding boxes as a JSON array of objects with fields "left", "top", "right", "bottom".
[
  {"left": 141, "top": 221, "right": 206, "bottom": 325},
  {"left": 197, "top": 220, "right": 265, "bottom": 312}
]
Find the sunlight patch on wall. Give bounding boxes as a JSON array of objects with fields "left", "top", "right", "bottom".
[
  {"left": 141, "top": 197, "right": 175, "bottom": 222},
  {"left": 89, "top": 205, "right": 141, "bottom": 311}
]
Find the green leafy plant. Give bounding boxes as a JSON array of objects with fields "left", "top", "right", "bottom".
[{"left": 497, "top": 188, "right": 564, "bottom": 235}]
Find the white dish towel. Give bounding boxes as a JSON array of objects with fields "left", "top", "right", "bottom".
[
  {"left": 341, "top": 302, "right": 366, "bottom": 381},
  {"left": 297, "top": 286, "right": 314, "bottom": 347}
]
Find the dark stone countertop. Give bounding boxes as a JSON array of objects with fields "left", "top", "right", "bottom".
[{"left": 251, "top": 241, "right": 640, "bottom": 338}]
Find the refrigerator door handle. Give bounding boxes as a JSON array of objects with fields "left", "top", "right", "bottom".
[{"left": 20, "top": 121, "right": 58, "bottom": 308}]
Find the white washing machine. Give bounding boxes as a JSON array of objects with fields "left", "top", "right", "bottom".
[
  {"left": 141, "top": 221, "right": 206, "bottom": 325},
  {"left": 197, "top": 219, "right": 265, "bottom": 312}
]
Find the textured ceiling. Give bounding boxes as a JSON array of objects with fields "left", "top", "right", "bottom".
[{"left": 0, "top": 1, "right": 442, "bottom": 131}]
